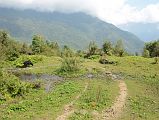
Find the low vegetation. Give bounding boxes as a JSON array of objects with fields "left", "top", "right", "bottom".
[{"left": 0, "top": 30, "right": 159, "bottom": 120}]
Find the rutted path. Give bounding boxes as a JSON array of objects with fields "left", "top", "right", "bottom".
[
  {"left": 56, "top": 82, "right": 88, "bottom": 120},
  {"left": 99, "top": 80, "right": 127, "bottom": 120}
]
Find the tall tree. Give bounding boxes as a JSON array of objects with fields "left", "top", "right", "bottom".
[
  {"left": 145, "top": 40, "right": 159, "bottom": 57},
  {"left": 103, "top": 41, "right": 112, "bottom": 55},
  {"left": 32, "top": 35, "right": 45, "bottom": 54},
  {"left": 114, "top": 40, "right": 125, "bottom": 57}
]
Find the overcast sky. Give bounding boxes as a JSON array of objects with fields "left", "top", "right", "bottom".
[{"left": 0, "top": 0, "right": 159, "bottom": 25}]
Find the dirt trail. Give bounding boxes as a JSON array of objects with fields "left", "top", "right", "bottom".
[
  {"left": 99, "top": 80, "right": 127, "bottom": 120},
  {"left": 56, "top": 82, "right": 88, "bottom": 120}
]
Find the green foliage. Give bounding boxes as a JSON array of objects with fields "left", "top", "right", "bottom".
[
  {"left": 0, "top": 43, "right": 6, "bottom": 60},
  {"left": 84, "top": 41, "right": 100, "bottom": 58},
  {"left": 31, "top": 35, "right": 61, "bottom": 56},
  {"left": 69, "top": 111, "right": 93, "bottom": 120},
  {"left": 6, "top": 43, "right": 20, "bottom": 61},
  {"left": 0, "top": 80, "right": 85, "bottom": 120},
  {"left": 20, "top": 43, "right": 32, "bottom": 55},
  {"left": 145, "top": 40, "right": 159, "bottom": 57},
  {"left": 58, "top": 57, "right": 80, "bottom": 75},
  {"left": 74, "top": 79, "right": 118, "bottom": 111},
  {"left": 128, "top": 95, "right": 157, "bottom": 119},
  {"left": 13, "top": 55, "right": 45, "bottom": 67},
  {"left": 0, "top": 9, "right": 144, "bottom": 53},
  {"left": 0, "top": 30, "right": 9, "bottom": 46},
  {"left": 0, "top": 30, "right": 23, "bottom": 61},
  {"left": 76, "top": 50, "right": 85, "bottom": 57},
  {"left": 113, "top": 40, "right": 125, "bottom": 57},
  {"left": 88, "top": 41, "right": 98, "bottom": 56},
  {"left": 31, "top": 35, "right": 46, "bottom": 54},
  {"left": 61, "top": 45, "right": 75, "bottom": 58},
  {"left": 154, "top": 57, "right": 159, "bottom": 64},
  {"left": 103, "top": 41, "right": 112, "bottom": 55},
  {"left": 0, "top": 55, "right": 159, "bottom": 120},
  {"left": 0, "top": 71, "right": 32, "bottom": 99},
  {"left": 142, "top": 47, "right": 150, "bottom": 58},
  {"left": 40, "top": 41, "right": 61, "bottom": 56}
]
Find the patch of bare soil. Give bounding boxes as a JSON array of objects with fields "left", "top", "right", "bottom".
[{"left": 99, "top": 80, "right": 127, "bottom": 120}]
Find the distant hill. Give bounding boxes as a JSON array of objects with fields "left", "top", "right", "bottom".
[
  {"left": 0, "top": 7, "right": 144, "bottom": 53},
  {"left": 119, "top": 23, "right": 159, "bottom": 42}
]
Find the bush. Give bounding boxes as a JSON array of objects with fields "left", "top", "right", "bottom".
[
  {"left": 58, "top": 57, "right": 80, "bottom": 74},
  {"left": 154, "top": 57, "right": 159, "bottom": 64},
  {"left": 32, "top": 80, "right": 42, "bottom": 89},
  {"left": 13, "top": 55, "right": 45, "bottom": 67},
  {"left": 0, "top": 71, "right": 32, "bottom": 99}
]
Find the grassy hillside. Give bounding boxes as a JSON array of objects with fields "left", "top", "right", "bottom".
[
  {"left": 0, "top": 8, "right": 144, "bottom": 53},
  {"left": 0, "top": 55, "right": 159, "bottom": 120}
]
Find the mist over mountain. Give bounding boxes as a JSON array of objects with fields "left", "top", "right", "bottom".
[
  {"left": 0, "top": 7, "right": 144, "bottom": 53},
  {"left": 119, "top": 23, "right": 159, "bottom": 42}
]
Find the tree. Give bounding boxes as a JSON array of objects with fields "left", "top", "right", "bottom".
[
  {"left": 154, "top": 57, "right": 159, "bottom": 64},
  {"left": 0, "top": 44, "right": 6, "bottom": 60},
  {"left": 0, "top": 30, "right": 9, "bottom": 46},
  {"left": 152, "top": 42, "right": 159, "bottom": 57},
  {"left": 135, "top": 52, "right": 139, "bottom": 56},
  {"left": 103, "top": 41, "right": 112, "bottom": 55},
  {"left": 145, "top": 40, "right": 159, "bottom": 57},
  {"left": 47, "top": 42, "right": 60, "bottom": 56},
  {"left": 88, "top": 41, "right": 98, "bottom": 56},
  {"left": 113, "top": 40, "right": 125, "bottom": 57},
  {"left": 142, "top": 47, "right": 150, "bottom": 58},
  {"left": 31, "top": 35, "right": 45, "bottom": 54},
  {"left": 20, "top": 43, "right": 31, "bottom": 54}
]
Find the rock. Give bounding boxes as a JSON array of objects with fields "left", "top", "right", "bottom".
[
  {"left": 105, "top": 71, "right": 112, "bottom": 74},
  {"left": 87, "top": 73, "right": 94, "bottom": 78}
]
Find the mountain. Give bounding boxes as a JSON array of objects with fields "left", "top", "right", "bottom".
[
  {"left": 119, "top": 23, "right": 159, "bottom": 42},
  {"left": 0, "top": 7, "right": 144, "bottom": 53}
]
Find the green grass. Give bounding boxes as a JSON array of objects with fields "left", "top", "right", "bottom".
[
  {"left": 102, "top": 56, "right": 159, "bottom": 120},
  {"left": 14, "top": 56, "right": 62, "bottom": 75},
  {"left": 75, "top": 79, "right": 118, "bottom": 111},
  {"left": 82, "top": 56, "right": 159, "bottom": 120},
  {"left": 119, "top": 80, "right": 159, "bottom": 120},
  {"left": 0, "top": 79, "right": 86, "bottom": 120},
  {"left": 69, "top": 111, "right": 93, "bottom": 120},
  {"left": 69, "top": 78, "right": 119, "bottom": 119},
  {"left": 1, "top": 55, "right": 159, "bottom": 120}
]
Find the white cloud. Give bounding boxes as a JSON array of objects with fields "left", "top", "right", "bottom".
[{"left": 0, "top": 0, "right": 159, "bottom": 25}]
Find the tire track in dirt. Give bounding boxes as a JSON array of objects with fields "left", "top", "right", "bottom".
[
  {"left": 56, "top": 82, "right": 88, "bottom": 120},
  {"left": 99, "top": 80, "right": 127, "bottom": 120}
]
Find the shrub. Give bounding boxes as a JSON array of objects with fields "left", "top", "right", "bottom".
[
  {"left": 0, "top": 71, "right": 32, "bottom": 99},
  {"left": 154, "top": 57, "right": 159, "bottom": 64},
  {"left": 13, "top": 55, "right": 45, "bottom": 67},
  {"left": 61, "top": 45, "right": 75, "bottom": 58},
  {"left": 32, "top": 80, "right": 42, "bottom": 89},
  {"left": 58, "top": 57, "right": 80, "bottom": 74}
]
